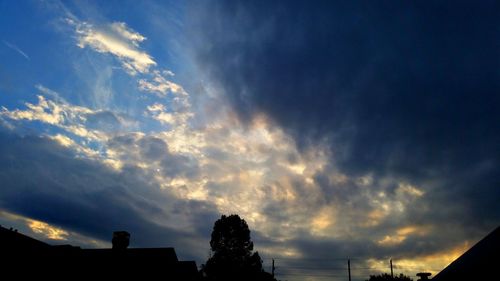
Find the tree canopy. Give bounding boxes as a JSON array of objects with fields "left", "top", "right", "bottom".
[
  {"left": 366, "top": 273, "right": 413, "bottom": 281},
  {"left": 202, "top": 214, "right": 276, "bottom": 281}
]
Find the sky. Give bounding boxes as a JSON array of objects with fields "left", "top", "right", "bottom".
[{"left": 0, "top": 0, "right": 498, "bottom": 280}]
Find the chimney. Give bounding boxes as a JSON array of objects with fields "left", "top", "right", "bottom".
[
  {"left": 112, "top": 231, "right": 130, "bottom": 250},
  {"left": 416, "top": 272, "right": 432, "bottom": 281}
]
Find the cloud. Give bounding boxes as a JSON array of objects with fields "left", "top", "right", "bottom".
[
  {"left": 1, "top": 94, "right": 107, "bottom": 142},
  {"left": 0, "top": 86, "right": 143, "bottom": 164},
  {"left": 71, "top": 19, "right": 155, "bottom": 75},
  {"left": 110, "top": 22, "right": 146, "bottom": 46},
  {"left": 3, "top": 80, "right": 489, "bottom": 278},
  {"left": 2, "top": 40, "right": 30, "bottom": 60},
  {"left": 138, "top": 70, "right": 185, "bottom": 96},
  {"left": 68, "top": 16, "right": 188, "bottom": 116},
  {"left": 2, "top": 4, "right": 498, "bottom": 280},
  {"left": 106, "top": 134, "right": 200, "bottom": 180},
  {"left": 188, "top": 0, "right": 500, "bottom": 174},
  {"left": 2, "top": 84, "right": 492, "bottom": 280},
  {"left": 187, "top": 0, "right": 500, "bottom": 225},
  {"left": 28, "top": 219, "right": 69, "bottom": 240},
  {"left": 0, "top": 127, "right": 219, "bottom": 259},
  {"left": 185, "top": 1, "right": 500, "bottom": 278},
  {"left": 0, "top": 210, "right": 107, "bottom": 248},
  {"left": 146, "top": 101, "right": 193, "bottom": 126}
]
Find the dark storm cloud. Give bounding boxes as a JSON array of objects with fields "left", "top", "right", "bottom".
[
  {"left": 84, "top": 110, "right": 123, "bottom": 132},
  {"left": 0, "top": 128, "right": 217, "bottom": 258},
  {"left": 189, "top": 0, "right": 500, "bottom": 233},
  {"left": 108, "top": 134, "right": 201, "bottom": 178}
]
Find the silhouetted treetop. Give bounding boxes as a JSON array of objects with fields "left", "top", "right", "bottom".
[
  {"left": 366, "top": 273, "right": 413, "bottom": 281},
  {"left": 210, "top": 214, "right": 254, "bottom": 256},
  {"left": 202, "top": 214, "right": 276, "bottom": 281}
]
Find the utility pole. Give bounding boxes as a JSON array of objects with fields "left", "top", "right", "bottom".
[
  {"left": 348, "top": 259, "right": 351, "bottom": 281},
  {"left": 272, "top": 258, "right": 275, "bottom": 278},
  {"left": 390, "top": 259, "right": 394, "bottom": 278}
]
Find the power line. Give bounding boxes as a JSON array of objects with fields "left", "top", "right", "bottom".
[
  {"left": 277, "top": 266, "right": 345, "bottom": 270},
  {"left": 276, "top": 266, "right": 392, "bottom": 270},
  {"left": 270, "top": 257, "right": 350, "bottom": 261},
  {"left": 268, "top": 257, "right": 437, "bottom": 280},
  {"left": 276, "top": 273, "right": 351, "bottom": 277}
]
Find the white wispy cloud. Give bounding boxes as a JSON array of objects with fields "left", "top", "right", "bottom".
[
  {"left": 0, "top": 85, "right": 134, "bottom": 147},
  {"left": 68, "top": 17, "right": 186, "bottom": 110},
  {"left": 138, "top": 70, "right": 185, "bottom": 96},
  {"left": 3, "top": 40, "right": 30, "bottom": 60},
  {"left": 147, "top": 103, "right": 194, "bottom": 127},
  {"left": 110, "top": 22, "right": 146, "bottom": 46},
  {"left": 70, "top": 19, "right": 155, "bottom": 75},
  {"left": 62, "top": 14, "right": 190, "bottom": 136},
  {"left": 1, "top": 95, "right": 82, "bottom": 126}
]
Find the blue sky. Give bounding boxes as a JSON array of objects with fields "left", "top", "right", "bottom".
[{"left": 0, "top": 1, "right": 499, "bottom": 280}]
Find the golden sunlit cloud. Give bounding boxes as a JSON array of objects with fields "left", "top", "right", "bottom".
[
  {"left": 311, "top": 206, "right": 336, "bottom": 237},
  {"left": 0, "top": 210, "right": 109, "bottom": 248},
  {"left": 377, "top": 225, "right": 432, "bottom": 246},
  {"left": 367, "top": 241, "right": 472, "bottom": 278},
  {"left": 50, "top": 134, "right": 75, "bottom": 147},
  {"left": 0, "top": 210, "right": 68, "bottom": 240},
  {"left": 28, "top": 220, "right": 69, "bottom": 240}
]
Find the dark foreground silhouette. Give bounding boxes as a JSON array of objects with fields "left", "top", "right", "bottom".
[
  {"left": 201, "top": 214, "right": 277, "bottom": 281},
  {"left": 432, "top": 225, "right": 500, "bottom": 281},
  {"left": 3, "top": 217, "right": 497, "bottom": 281},
  {"left": 0, "top": 226, "right": 200, "bottom": 280}
]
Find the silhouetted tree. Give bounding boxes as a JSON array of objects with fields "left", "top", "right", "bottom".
[
  {"left": 201, "top": 214, "right": 276, "bottom": 281},
  {"left": 366, "top": 273, "right": 413, "bottom": 281}
]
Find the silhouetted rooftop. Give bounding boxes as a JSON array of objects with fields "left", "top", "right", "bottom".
[
  {"left": 0, "top": 224, "right": 50, "bottom": 251},
  {"left": 432, "top": 225, "right": 500, "bottom": 280},
  {"left": 0, "top": 225, "right": 200, "bottom": 280}
]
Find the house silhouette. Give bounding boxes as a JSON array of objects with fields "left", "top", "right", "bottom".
[
  {"left": 432, "top": 225, "right": 500, "bottom": 280},
  {"left": 0, "top": 225, "right": 200, "bottom": 280}
]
